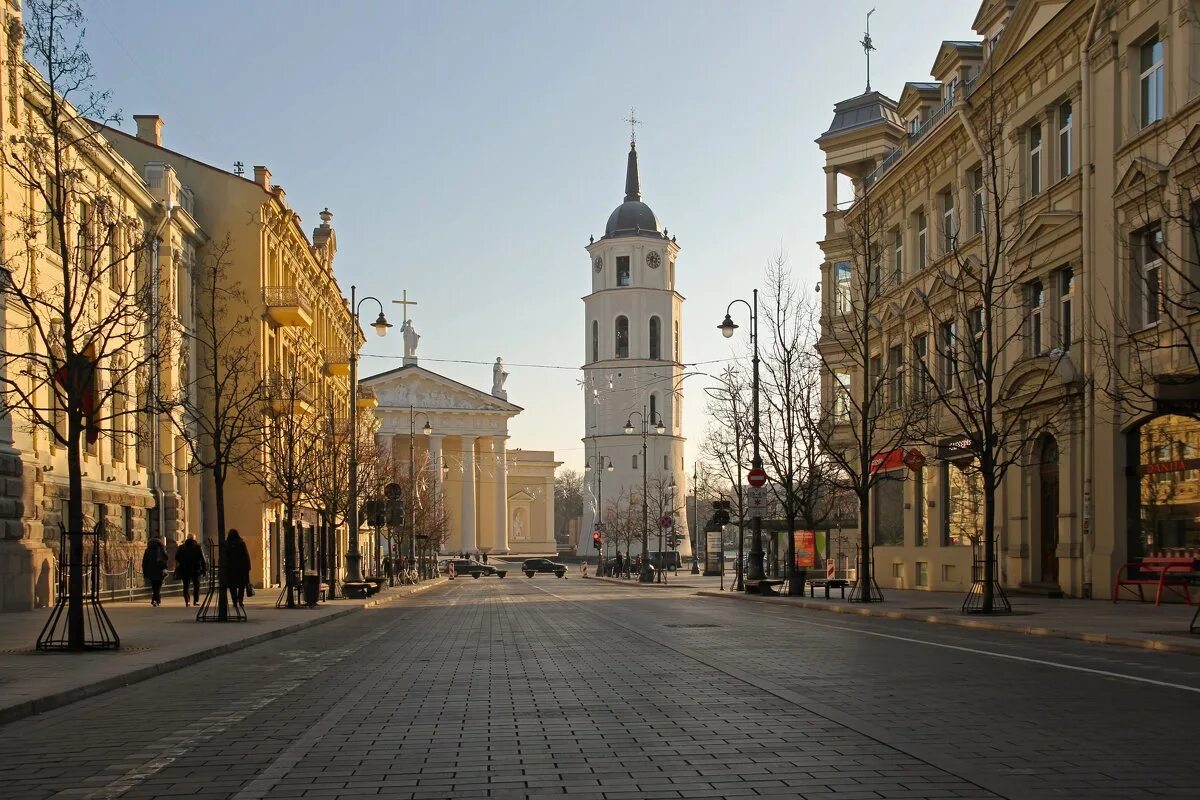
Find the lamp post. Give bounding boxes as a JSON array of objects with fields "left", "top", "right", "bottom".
[
  {"left": 408, "top": 405, "right": 432, "bottom": 581},
  {"left": 624, "top": 406, "right": 665, "bottom": 583},
  {"left": 585, "top": 453, "right": 614, "bottom": 574},
  {"left": 346, "top": 285, "right": 392, "bottom": 588},
  {"left": 690, "top": 462, "right": 701, "bottom": 575},
  {"left": 659, "top": 477, "right": 676, "bottom": 583},
  {"left": 718, "top": 289, "right": 764, "bottom": 589}
]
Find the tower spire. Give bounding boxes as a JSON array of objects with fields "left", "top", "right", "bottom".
[
  {"left": 861, "top": 8, "right": 876, "bottom": 92},
  {"left": 623, "top": 107, "right": 642, "bottom": 202}
]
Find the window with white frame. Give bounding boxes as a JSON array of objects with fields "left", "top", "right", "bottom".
[
  {"left": 893, "top": 229, "right": 903, "bottom": 283},
  {"left": 912, "top": 333, "right": 929, "bottom": 402},
  {"left": 1135, "top": 224, "right": 1164, "bottom": 327},
  {"left": 942, "top": 190, "right": 956, "bottom": 251},
  {"left": 1029, "top": 124, "right": 1043, "bottom": 197},
  {"left": 1058, "top": 101, "right": 1073, "bottom": 178},
  {"left": 939, "top": 320, "right": 957, "bottom": 389},
  {"left": 1140, "top": 35, "right": 1164, "bottom": 128},
  {"left": 972, "top": 165, "right": 984, "bottom": 234},
  {"left": 1028, "top": 280, "right": 1045, "bottom": 354},
  {"left": 888, "top": 344, "right": 904, "bottom": 408},
  {"left": 868, "top": 354, "right": 882, "bottom": 419},
  {"left": 835, "top": 261, "right": 852, "bottom": 313},
  {"left": 1058, "top": 267, "right": 1074, "bottom": 350},
  {"left": 970, "top": 307, "right": 984, "bottom": 380},
  {"left": 917, "top": 211, "right": 928, "bottom": 270},
  {"left": 833, "top": 370, "right": 851, "bottom": 423}
]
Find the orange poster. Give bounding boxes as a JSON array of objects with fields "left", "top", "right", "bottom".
[{"left": 793, "top": 530, "right": 816, "bottom": 569}]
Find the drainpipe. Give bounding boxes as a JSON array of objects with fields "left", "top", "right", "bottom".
[
  {"left": 1079, "top": 0, "right": 1103, "bottom": 598},
  {"left": 149, "top": 200, "right": 175, "bottom": 545}
]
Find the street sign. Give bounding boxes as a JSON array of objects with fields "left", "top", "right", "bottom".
[
  {"left": 384, "top": 482, "right": 402, "bottom": 499},
  {"left": 660, "top": 515, "right": 673, "bottom": 529},
  {"left": 827, "top": 558, "right": 836, "bottom": 579},
  {"left": 747, "top": 467, "right": 767, "bottom": 487},
  {"left": 747, "top": 485, "right": 769, "bottom": 517}
]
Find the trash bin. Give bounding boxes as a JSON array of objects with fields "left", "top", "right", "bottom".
[{"left": 302, "top": 573, "right": 321, "bottom": 607}]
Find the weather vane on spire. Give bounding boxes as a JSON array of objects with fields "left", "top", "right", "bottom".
[
  {"left": 624, "top": 107, "right": 641, "bottom": 146},
  {"left": 861, "top": 8, "right": 876, "bottom": 93}
]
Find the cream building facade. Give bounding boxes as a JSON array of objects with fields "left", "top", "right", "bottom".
[{"left": 817, "top": 0, "right": 1200, "bottom": 599}]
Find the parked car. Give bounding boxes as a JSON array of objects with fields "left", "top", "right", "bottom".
[
  {"left": 522, "top": 558, "right": 567, "bottom": 578},
  {"left": 440, "top": 558, "right": 507, "bottom": 578}
]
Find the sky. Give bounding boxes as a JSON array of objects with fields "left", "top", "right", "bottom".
[{"left": 83, "top": 0, "right": 981, "bottom": 473}]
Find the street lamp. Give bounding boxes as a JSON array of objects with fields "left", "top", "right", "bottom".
[
  {"left": 585, "top": 453, "right": 614, "bottom": 574},
  {"left": 659, "top": 477, "right": 676, "bottom": 583},
  {"left": 346, "top": 285, "right": 391, "bottom": 590},
  {"left": 718, "top": 289, "right": 765, "bottom": 591},
  {"left": 689, "top": 463, "right": 701, "bottom": 575},
  {"left": 408, "top": 406, "right": 433, "bottom": 580},
  {"left": 625, "top": 406, "right": 665, "bottom": 583}
]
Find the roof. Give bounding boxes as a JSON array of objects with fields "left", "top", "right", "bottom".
[
  {"left": 604, "top": 142, "right": 666, "bottom": 239},
  {"left": 817, "top": 91, "right": 903, "bottom": 142}
]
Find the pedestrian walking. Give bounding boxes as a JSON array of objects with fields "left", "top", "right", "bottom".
[
  {"left": 224, "top": 529, "right": 252, "bottom": 609},
  {"left": 481, "top": 551, "right": 488, "bottom": 564},
  {"left": 174, "top": 534, "right": 206, "bottom": 607},
  {"left": 383, "top": 554, "right": 394, "bottom": 587},
  {"left": 615, "top": 552, "right": 623, "bottom": 579},
  {"left": 142, "top": 536, "right": 169, "bottom": 606}
]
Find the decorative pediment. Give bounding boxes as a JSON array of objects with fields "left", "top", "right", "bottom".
[
  {"left": 1115, "top": 156, "right": 1169, "bottom": 204},
  {"left": 1007, "top": 210, "right": 1080, "bottom": 255},
  {"left": 361, "top": 365, "right": 522, "bottom": 414},
  {"left": 990, "top": 0, "right": 1068, "bottom": 64},
  {"left": 1168, "top": 125, "right": 1200, "bottom": 178},
  {"left": 507, "top": 488, "right": 536, "bottom": 503}
]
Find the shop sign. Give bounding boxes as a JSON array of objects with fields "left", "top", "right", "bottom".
[
  {"left": 870, "top": 448, "right": 907, "bottom": 473},
  {"left": 937, "top": 435, "right": 976, "bottom": 461}
]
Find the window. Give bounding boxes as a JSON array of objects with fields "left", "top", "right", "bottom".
[
  {"left": 912, "top": 334, "right": 929, "bottom": 402},
  {"left": 1140, "top": 35, "right": 1164, "bottom": 128},
  {"left": 1029, "top": 124, "right": 1043, "bottom": 197},
  {"left": 870, "top": 244, "right": 882, "bottom": 295},
  {"left": 916, "top": 561, "right": 929, "bottom": 586},
  {"left": 833, "top": 370, "right": 851, "bottom": 423},
  {"left": 124, "top": 506, "right": 134, "bottom": 542},
  {"left": 971, "top": 166, "right": 984, "bottom": 234},
  {"left": 614, "top": 316, "right": 629, "bottom": 358},
  {"left": 663, "top": 455, "right": 668, "bottom": 470},
  {"left": 873, "top": 474, "right": 904, "bottom": 546},
  {"left": 1058, "top": 101, "right": 1073, "bottom": 178},
  {"left": 1058, "top": 267, "right": 1074, "bottom": 349},
  {"left": 674, "top": 321, "right": 680, "bottom": 361},
  {"left": 78, "top": 202, "right": 94, "bottom": 267},
  {"left": 893, "top": 230, "right": 903, "bottom": 282},
  {"left": 1134, "top": 225, "right": 1163, "bottom": 327},
  {"left": 970, "top": 307, "right": 984, "bottom": 379},
  {"left": 888, "top": 344, "right": 904, "bottom": 408},
  {"left": 650, "top": 393, "right": 657, "bottom": 422},
  {"left": 869, "top": 354, "right": 882, "bottom": 418},
  {"left": 1029, "top": 280, "right": 1045, "bottom": 354},
  {"left": 939, "top": 320, "right": 957, "bottom": 389},
  {"left": 616, "top": 256, "right": 631, "bottom": 287},
  {"left": 591, "top": 321, "right": 598, "bottom": 362},
  {"left": 944, "top": 462, "right": 982, "bottom": 546},
  {"left": 632, "top": 454, "right": 638, "bottom": 470},
  {"left": 916, "top": 466, "right": 931, "bottom": 546},
  {"left": 648, "top": 316, "right": 661, "bottom": 359},
  {"left": 835, "top": 261, "right": 852, "bottom": 313},
  {"left": 917, "top": 211, "right": 928, "bottom": 270},
  {"left": 942, "top": 191, "right": 956, "bottom": 251}
]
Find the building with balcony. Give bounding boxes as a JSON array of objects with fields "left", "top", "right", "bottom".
[{"left": 816, "top": 0, "right": 1200, "bottom": 600}]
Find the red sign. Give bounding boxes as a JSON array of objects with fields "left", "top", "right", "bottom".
[
  {"left": 747, "top": 468, "right": 767, "bottom": 487},
  {"left": 660, "top": 515, "right": 674, "bottom": 529},
  {"left": 869, "top": 448, "right": 907, "bottom": 474},
  {"left": 903, "top": 450, "right": 927, "bottom": 471}
]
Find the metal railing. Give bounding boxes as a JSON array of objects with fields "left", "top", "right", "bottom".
[{"left": 262, "top": 286, "right": 308, "bottom": 308}]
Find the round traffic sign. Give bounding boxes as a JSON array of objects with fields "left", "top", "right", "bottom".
[
  {"left": 660, "top": 515, "right": 674, "bottom": 529},
  {"left": 747, "top": 468, "right": 767, "bottom": 487},
  {"left": 384, "top": 482, "right": 402, "bottom": 499}
]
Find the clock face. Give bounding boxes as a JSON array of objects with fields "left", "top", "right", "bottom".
[
  {"left": 646, "top": 251, "right": 662, "bottom": 269},
  {"left": 593, "top": 256, "right": 603, "bottom": 273}
]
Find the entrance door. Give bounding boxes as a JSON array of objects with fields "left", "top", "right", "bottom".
[{"left": 1039, "top": 436, "right": 1060, "bottom": 584}]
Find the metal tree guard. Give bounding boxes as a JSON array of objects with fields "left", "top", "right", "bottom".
[{"left": 37, "top": 525, "right": 120, "bottom": 651}]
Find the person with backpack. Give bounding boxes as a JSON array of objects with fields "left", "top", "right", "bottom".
[
  {"left": 224, "top": 530, "right": 252, "bottom": 609},
  {"left": 174, "top": 534, "right": 206, "bottom": 607},
  {"left": 142, "top": 536, "right": 169, "bottom": 607}
]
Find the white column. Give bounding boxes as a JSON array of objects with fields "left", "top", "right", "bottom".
[
  {"left": 428, "top": 434, "right": 444, "bottom": 499},
  {"left": 460, "top": 435, "right": 477, "bottom": 554},
  {"left": 544, "top": 474, "right": 555, "bottom": 547},
  {"left": 494, "top": 437, "right": 509, "bottom": 554}
]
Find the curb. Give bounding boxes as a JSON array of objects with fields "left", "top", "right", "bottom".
[
  {"left": 589, "top": 575, "right": 695, "bottom": 589},
  {"left": 695, "top": 590, "right": 1200, "bottom": 656},
  {"left": 0, "top": 578, "right": 448, "bottom": 726}
]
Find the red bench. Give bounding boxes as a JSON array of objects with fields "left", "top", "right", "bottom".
[{"left": 1112, "top": 557, "right": 1199, "bottom": 606}]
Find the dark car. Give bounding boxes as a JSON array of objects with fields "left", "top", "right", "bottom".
[
  {"left": 522, "top": 558, "right": 567, "bottom": 578},
  {"left": 443, "top": 558, "right": 507, "bottom": 579}
]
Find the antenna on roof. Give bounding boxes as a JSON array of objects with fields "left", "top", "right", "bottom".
[
  {"left": 861, "top": 8, "right": 876, "bottom": 93},
  {"left": 233, "top": 161, "right": 245, "bottom": 177}
]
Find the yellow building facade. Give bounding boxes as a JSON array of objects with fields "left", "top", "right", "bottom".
[{"left": 817, "top": 0, "right": 1200, "bottom": 599}]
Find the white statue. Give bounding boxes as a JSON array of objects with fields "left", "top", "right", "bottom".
[
  {"left": 401, "top": 319, "right": 420, "bottom": 359},
  {"left": 511, "top": 511, "right": 524, "bottom": 540},
  {"left": 492, "top": 356, "right": 509, "bottom": 400}
]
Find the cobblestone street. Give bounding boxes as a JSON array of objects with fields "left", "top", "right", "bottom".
[{"left": 1, "top": 577, "right": 1197, "bottom": 799}]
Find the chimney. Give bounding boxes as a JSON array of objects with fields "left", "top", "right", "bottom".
[
  {"left": 253, "top": 165, "right": 271, "bottom": 190},
  {"left": 133, "top": 115, "right": 163, "bottom": 146}
]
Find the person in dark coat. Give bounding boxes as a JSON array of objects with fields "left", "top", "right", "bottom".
[
  {"left": 174, "top": 534, "right": 206, "bottom": 607},
  {"left": 142, "top": 536, "right": 169, "bottom": 607},
  {"left": 224, "top": 529, "right": 252, "bottom": 609}
]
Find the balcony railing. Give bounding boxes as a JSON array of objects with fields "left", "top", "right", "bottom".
[
  {"left": 910, "top": 96, "right": 955, "bottom": 144},
  {"left": 861, "top": 86, "right": 971, "bottom": 191},
  {"left": 356, "top": 386, "right": 378, "bottom": 410},
  {"left": 263, "top": 286, "right": 312, "bottom": 328},
  {"left": 323, "top": 346, "right": 351, "bottom": 377},
  {"left": 266, "top": 374, "right": 315, "bottom": 415}
]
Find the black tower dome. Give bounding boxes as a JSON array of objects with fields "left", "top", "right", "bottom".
[{"left": 604, "top": 142, "right": 662, "bottom": 238}]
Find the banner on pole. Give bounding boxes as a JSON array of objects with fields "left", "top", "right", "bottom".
[{"left": 704, "top": 531, "right": 724, "bottom": 575}]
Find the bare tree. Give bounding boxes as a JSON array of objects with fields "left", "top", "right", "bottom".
[
  {"left": 554, "top": 468, "right": 584, "bottom": 549},
  {"left": 701, "top": 365, "right": 752, "bottom": 588},
  {"left": 0, "top": 0, "right": 166, "bottom": 648},
  {"left": 168, "top": 237, "right": 262, "bottom": 621},
  {"left": 309, "top": 399, "right": 356, "bottom": 596}
]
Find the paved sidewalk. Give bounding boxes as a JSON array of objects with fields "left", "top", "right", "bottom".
[
  {"left": 588, "top": 572, "right": 1200, "bottom": 655},
  {"left": 0, "top": 578, "right": 447, "bottom": 724}
]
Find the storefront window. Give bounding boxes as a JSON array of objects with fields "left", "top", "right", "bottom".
[
  {"left": 916, "top": 466, "right": 931, "bottom": 546},
  {"left": 944, "top": 462, "right": 982, "bottom": 546},
  {"left": 1138, "top": 415, "right": 1200, "bottom": 553},
  {"left": 873, "top": 474, "right": 905, "bottom": 546}
]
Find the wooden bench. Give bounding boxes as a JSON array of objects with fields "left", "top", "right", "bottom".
[
  {"left": 1112, "top": 557, "right": 1199, "bottom": 606},
  {"left": 318, "top": 582, "right": 329, "bottom": 602},
  {"left": 806, "top": 578, "right": 850, "bottom": 599},
  {"left": 744, "top": 578, "right": 784, "bottom": 596}
]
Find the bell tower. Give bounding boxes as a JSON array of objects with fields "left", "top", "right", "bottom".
[{"left": 579, "top": 138, "right": 689, "bottom": 560}]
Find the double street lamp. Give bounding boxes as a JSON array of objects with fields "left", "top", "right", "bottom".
[
  {"left": 346, "top": 285, "right": 392, "bottom": 588},
  {"left": 718, "top": 289, "right": 766, "bottom": 590},
  {"left": 624, "top": 406, "right": 665, "bottom": 583},
  {"left": 585, "top": 454, "right": 614, "bottom": 573}
]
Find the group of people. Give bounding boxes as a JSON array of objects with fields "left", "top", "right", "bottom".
[{"left": 140, "top": 530, "right": 253, "bottom": 608}]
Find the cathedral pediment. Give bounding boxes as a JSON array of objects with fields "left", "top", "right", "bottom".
[{"left": 360, "top": 365, "right": 522, "bottom": 414}]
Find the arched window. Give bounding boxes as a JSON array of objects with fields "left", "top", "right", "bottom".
[
  {"left": 649, "top": 316, "right": 661, "bottom": 359},
  {"left": 591, "top": 320, "right": 599, "bottom": 362},
  {"left": 649, "top": 393, "right": 657, "bottom": 422},
  {"left": 674, "top": 321, "right": 680, "bottom": 361},
  {"left": 615, "top": 316, "right": 629, "bottom": 359}
]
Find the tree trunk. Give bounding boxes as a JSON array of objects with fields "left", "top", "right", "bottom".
[
  {"left": 66, "top": 413, "right": 84, "bottom": 649},
  {"left": 283, "top": 507, "right": 296, "bottom": 608},
  {"left": 983, "top": 472, "right": 997, "bottom": 614},
  {"left": 786, "top": 511, "right": 800, "bottom": 596},
  {"left": 856, "top": 489, "right": 873, "bottom": 602},
  {"left": 214, "top": 473, "right": 229, "bottom": 621}
]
